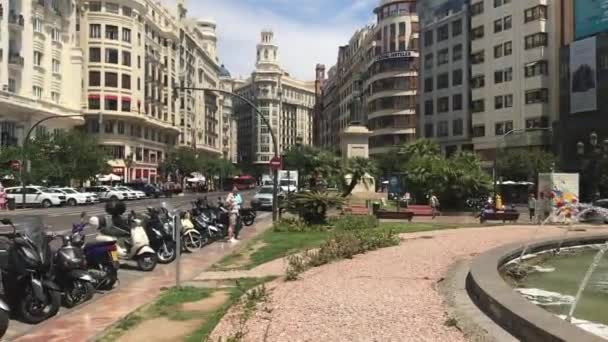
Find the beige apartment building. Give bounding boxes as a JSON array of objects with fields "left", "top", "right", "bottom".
[
  {"left": 469, "top": 0, "right": 560, "bottom": 160},
  {"left": 234, "top": 30, "right": 315, "bottom": 165},
  {"left": 0, "top": 0, "right": 84, "bottom": 145},
  {"left": 1, "top": 0, "right": 237, "bottom": 182}
]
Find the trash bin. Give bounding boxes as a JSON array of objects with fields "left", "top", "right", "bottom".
[
  {"left": 372, "top": 202, "right": 381, "bottom": 214},
  {"left": 7, "top": 198, "right": 16, "bottom": 211}
]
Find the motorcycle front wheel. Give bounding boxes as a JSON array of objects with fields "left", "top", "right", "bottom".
[
  {"left": 157, "top": 241, "right": 177, "bottom": 264},
  {"left": 242, "top": 214, "right": 255, "bottom": 227},
  {"left": 18, "top": 286, "right": 61, "bottom": 324},
  {"left": 64, "top": 280, "right": 95, "bottom": 308},
  {"left": 182, "top": 230, "right": 203, "bottom": 252},
  {"left": 137, "top": 253, "right": 158, "bottom": 271}
]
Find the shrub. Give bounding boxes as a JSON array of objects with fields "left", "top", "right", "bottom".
[
  {"left": 330, "top": 215, "right": 379, "bottom": 231},
  {"left": 287, "top": 191, "right": 345, "bottom": 224},
  {"left": 285, "top": 253, "right": 309, "bottom": 281},
  {"left": 272, "top": 217, "right": 309, "bottom": 232}
]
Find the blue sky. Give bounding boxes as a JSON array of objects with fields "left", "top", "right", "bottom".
[{"left": 166, "top": 0, "right": 377, "bottom": 80}]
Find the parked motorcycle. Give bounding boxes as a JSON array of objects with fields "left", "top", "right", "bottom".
[
  {"left": 53, "top": 233, "right": 96, "bottom": 308},
  {"left": 0, "top": 299, "right": 8, "bottom": 339},
  {"left": 180, "top": 211, "right": 203, "bottom": 252},
  {"left": 191, "top": 201, "right": 227, "bottom": 243},
  {"left": 0, "top": 217, "right": 61, "bottom": 324},
  {"left": 72, "top": 219, "right": 119, "bottom": 291},
  {"left": 144, "top": 206, "right": 177, "bottom": 264},
  {"left": 89, "top": 202, "right": 157, "bottom": 271},
  {"left": 240, "top": 208, "right": 256, "bottom": 227}
]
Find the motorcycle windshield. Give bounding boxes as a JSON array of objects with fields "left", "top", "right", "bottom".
[{"left": 14, "top": 216, "right": 46, "bottom": 248}]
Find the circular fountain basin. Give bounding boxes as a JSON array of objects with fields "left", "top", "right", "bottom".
[{"left": 467, "top": 233, "right": 608, "bottom": 341}]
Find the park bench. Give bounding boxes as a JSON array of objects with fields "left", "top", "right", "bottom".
[
  {"left": 374, "top": 210, "right": 414, "bottom": 222},
  {"left": 480, "top": 210, "right": 520, "bottom": 223}
]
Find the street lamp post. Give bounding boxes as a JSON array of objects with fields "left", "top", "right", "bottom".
[
  {"left": 20, "top": 113, "right": 103, "bottom": 206},
  {"left": 576, "top": 132, "right": 608, "bottom": 203},
  {"left": 492, "top": 127, "right": 552, "bottom": 208},
  {"left": 174, "top": 86, "right": 280, "bottom": 221}
]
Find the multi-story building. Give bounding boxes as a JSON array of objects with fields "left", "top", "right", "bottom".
[
  {"left": 419, "top": 0, "right": 472, "bottom": 156},
  {"left": 468, "top": 0, "right": 559, "bottom": 161},
  {"left": 319, "top": 66, "right": 339, "bottom": 149},
  {"left": 364, "top": 0, "right": 419, "bottom": 156},
  {"left": 313, "top": 63, "right": 325, "bottom": 147},
  {"left": 234, "top": 30, "right": 315, "bottom": 165},
  {"left": 219, "top": 65, "right": 238, "bottom": 163},
  {"left": 0, "top": 0, "right": 84, "bottom": 145}
]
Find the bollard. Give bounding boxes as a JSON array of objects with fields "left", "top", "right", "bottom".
[{"left": 174, "top": 211, "right": 182, "bottom": 287}]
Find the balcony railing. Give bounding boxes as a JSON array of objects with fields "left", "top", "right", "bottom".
[
  {"left": 8, "top": 12, "right": 24, "bottom": 27},
  {"left": 8, "top": 53, "right": 24, "bottom": 66}
]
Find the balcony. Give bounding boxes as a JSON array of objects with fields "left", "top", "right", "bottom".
[
  {"left": 8, "top": 12, "right": 24, "bottom": 30},
  {"left": 8, "top": 53, "right": 24, "bottom": 68}
]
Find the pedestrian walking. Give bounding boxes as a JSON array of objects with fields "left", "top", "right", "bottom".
[
  {"left": 528, "top": 194, "right": 537, "bottom": 223},
  {"left": 225, "top": 187, "right": 240, "bottom": 243},
  {"left": 430, "top": 192, "right": 440, "bottom": 219}
]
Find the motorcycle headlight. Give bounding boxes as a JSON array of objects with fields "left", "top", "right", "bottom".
[{"left": 163, "top": 222, "right": 172, "bottom": 235}]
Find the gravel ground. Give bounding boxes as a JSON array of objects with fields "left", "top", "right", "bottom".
[{"left": 211, "top": 225, "right": 608, "bottom": 342}]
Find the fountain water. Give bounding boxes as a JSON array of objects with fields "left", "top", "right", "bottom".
[{"left": 566, "top": 243, "right": 608, "bottom": 322}]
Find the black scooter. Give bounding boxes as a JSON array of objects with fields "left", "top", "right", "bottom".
[
  {"left": 144, "top": 207, "right": 177, "bottom": 264},
  {"left": 0, "top": 217, "right": 61, "bottom": 324},
  {"left": 53, "top": 234, "right": 96, "bottom": 308}
]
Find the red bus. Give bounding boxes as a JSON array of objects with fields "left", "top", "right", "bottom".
[{"left": 232, "top": 175, "right": 256, "bottom": 190}]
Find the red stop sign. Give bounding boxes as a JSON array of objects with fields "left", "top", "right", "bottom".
[{"left": 269, "top": 156, "right": 282, "bottom": 171}]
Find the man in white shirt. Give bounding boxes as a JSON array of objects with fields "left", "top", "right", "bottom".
[{"left": 225, "top": 187, "right": 240, "bottom": 243}]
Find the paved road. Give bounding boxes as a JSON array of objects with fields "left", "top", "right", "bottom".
[{"left": 2, "top": 189, "right": 262, "bottom": 340}]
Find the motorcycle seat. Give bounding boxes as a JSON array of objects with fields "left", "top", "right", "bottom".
[{"left": 98, "top": 216, "right": 130, "bottom": 238}]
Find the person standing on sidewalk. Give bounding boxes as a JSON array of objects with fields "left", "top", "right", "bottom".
[
  {"left": 430, "top": 192, "right": 440, "bottom": 219},
  {"left": 528, "top": 194, "right": 537, "bottom": 223},
  {"left": 225, "top": 187, "right": 239, "bottom": 243}
]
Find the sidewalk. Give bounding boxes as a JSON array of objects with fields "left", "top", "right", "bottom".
[{"left": 13, "top": 214, "right": 273, "bottom": 342}]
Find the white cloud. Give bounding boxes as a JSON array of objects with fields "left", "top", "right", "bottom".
[{"left": 179, "top": 0, "right": 375, "bottom": 80}]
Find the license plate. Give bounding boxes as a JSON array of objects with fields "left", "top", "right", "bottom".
[{"left": 110, "top": 251, "right": 118, "bottom": 261}]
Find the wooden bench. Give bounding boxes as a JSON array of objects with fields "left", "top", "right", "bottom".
[
  {"left": 344, "top": 205, "right": 370, "bottom": 216},
  {"left": 480, "top": 211, "right": 520, "bottom": 223},
  {"left": 375, "top": 210, "right": 414, "bottom": 222}
]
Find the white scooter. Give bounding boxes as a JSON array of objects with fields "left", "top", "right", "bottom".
[{"left": 88, "top": 214, "right": 158, "bottom": 272}]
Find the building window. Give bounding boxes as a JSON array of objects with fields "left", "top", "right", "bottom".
[
  {"left": 424, "top": 53, "right": 433, "bottom": 69},
  {"left": 525, "top": 33, "right": 548, "bottom": 49},
  {"left": 89, "top": 1, "right": 101, "bottom": 11},
  {"left": 471, "top": 51, "right": 484, "bottom": 64},
  {"left": 424, "top": 30, "right": 433, "bottom": 46},
  {"left": 89, "top": 71, "right": 101, "bottom": 86},
  {"left": 121, "top": 74, "right": 131, "bottom": 89},
  {"left": 471, "top": 26, "right": 484, "bottom": 40},
  {"left": 494, "top": 19, "right": 503, "bottom": 33},
  {"left": 494, "top": 0, "right": 511, "bottom": 7},
  {"left": 424, "top": 123, "right": 434, "bottom": 138},
  {"left": 438, "top": 24, "right": 449, "bottom": 41},
  {"left": 453, "top": 44, "right": 463, "bottom": 61},
  {"left": 525, "top": 5, "right": 547, "bottom": 23},
  {"left": 453, "top": 69, "right": 463, "bottom": 86},
  {"left": 472, "top": 125, "right": 486, "bottom": 137},
  {"left": 105, "top": 72, "right": 118, "bottom": 87},
  {"left": 504, "top": 41, "right": 512, "bottom": 56},
  {"left": 525, "top": 88, "right": 549, "bottom": 104},
  {"left": 495, "top": 95, "right": 504, "bottom": 109},
  {"left": 122, "top": 6, "right": 132, "bottom": 17},
  {"left": 33, "top": 51, "right": 43, "bottom": 66},
  {"left": 33, "top": 18, "right": 43, "bottom": 32},
  {"left": 424, "top": 100, "right": 434, "bottom": 116},
  {"left": 105, "top": 48, "right": 119, "bottom": 64},
  {"left": 121, "top": 100, "right": 131, "bottom": 112},
  {"left": 88, "top": 97, "right": 100, "bottom": 110},
  {"left": 525, "top": 117, "right": 549, "bottom": 129},
  {"left": 525, "top": 60, "right": 548, "bottom": 77},
  {"left": 122, "top": 28, "right": 131, "bottom": 43},
  {"left": 437, "top": 73, "right": 449, "bottom": 89},
  {"left": 495, "top": 42, "right": 512, "bottom": 59},
  {"left": 90, "top": 24, "right": 101, "bottom": 38},
  {"left": 50, "top": 59, "right": 60, "bottom": 74},
  {"left": 453, "top": 119, "right": 464, "bottom": 136},
  {"left": 104, "top": 121, "right": 114, "bottom": 134},
  {"left": 471, "top": 99, "right": 485, "bottom": 113},
  {"left": 453, "top": 94, "right": 463, "bottom": 111},
  {"left": 438, "top": 49, "right": 449, "bottom": 66},
  {"left": 105, "top": 98, "right": 118, "bottom": 111},
  {"left": 33, "top": 86, "right": 43, "bottom": 99},
  {"left": 122, "top": 51, "right": 131, "bottom": 66},
  {"left": 494, "top": 67, "right": 513, "bottom": 83},
  {"left": 438, "top": 121, "right": 449, "bottom": 137},
  {"left": 89, "top": 47, "right": 101, "bottom": 62},
  {"left": 504, "top": 94, "right": 513, "bottom": 108},
  {"left": 424, "top": 77, "right": 433, "bottom": 92},
  {"left": 495, "top": 121, "right": 514, "bottom": 135},
  {"left": 452, "top": 19, "right": 462, "bottom": 37},
  {"left": 51, "top": 92, "right": 60, "bottom": 103},
  {"left": 50, "top": 28, "right": 61, "bottom": 43},
  {"left": 8, "top": 79, "right": 16, "bottom": 93},
  {"left": 471, "top": 75, "right": 485, "bottom": 89},
  {"left": 438, "top": 97, "right": 450, "bottom": 113},
  {"left": 106, "top": 3, "right": 119, "bottom": 14},
  {"left": 495, "top": 16, "right": 512, "bottom": 33},
  {"left": 471, "top": 2, "right": 484, "bottom": 16},
  {"left": 105, "top": 25, "right": 119, "bottom": 40}
]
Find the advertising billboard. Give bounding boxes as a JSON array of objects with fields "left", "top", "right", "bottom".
[
  {"left": 575, "top": 0, "right": 608, "bottom": 39},
  {"left": 419, "top": 0, "right": 465, "bottom": 25},
  {"left": 570, "top": 36, "right": 597, "bottom": 114}
]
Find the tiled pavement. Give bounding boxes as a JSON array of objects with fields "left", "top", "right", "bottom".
[{"left": 11, "top": 213, "right": 273, "bottom": 342}]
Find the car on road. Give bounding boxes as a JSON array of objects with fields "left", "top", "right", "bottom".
[
  {"left": 84, "top": 186, "right": 128, "bottom": 202},
  {"left": 60, "top": 187, "right": 100, "bottom": 204},
  {"left": 54, "top": 187, "right": 99, "bottom": 206},
  {"left": 5, "top": 186, "right": 66, "bottom": 208},
  {"left": 125, "top": 182, "right": 162, "bottom": 198},
  {"left": 251, "top": 186, "right": 283, "bottom": 211},
  {"left": 115, "top": 186, "right": 145, "bottom": 200}
]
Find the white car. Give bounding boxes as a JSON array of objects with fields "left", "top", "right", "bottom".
[
  {"left": 58, "top": 187, "right": 99, "bottom": 205},
  {"left": 84, "top": 186, "right": 128, "bottom": 201},
  {"left": 5, "top": 186, "right": 66, "bottom": 208},
  {"left": 113, "top": 187, "right": 138, "bottom": 200},
  {"left": 251, "top": 186, "right": 284, "bottom": 210},
  {"left": 116, "top": 186, "right": 145, "bottom": 200}
]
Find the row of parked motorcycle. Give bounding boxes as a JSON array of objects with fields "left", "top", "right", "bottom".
[{"left": 0, "top": 197, "right": 257, "bottom": 338}]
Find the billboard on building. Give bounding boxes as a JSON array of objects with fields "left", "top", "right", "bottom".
[
  {"left": 570, "top": 36, "right": 597, "bottom": 114},
  {"left": 419, "top": 0, "right": 465, "bottom": 25},
  {"left": 575, "top": 0, "right": 608, "bottom": 39}
]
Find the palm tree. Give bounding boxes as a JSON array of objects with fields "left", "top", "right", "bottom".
[{"left": 341, "top": 157, "right": 377, "bottom": 197}]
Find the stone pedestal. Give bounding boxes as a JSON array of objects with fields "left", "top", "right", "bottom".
[{"left": 340, "top": 125, "right": 376, "bottom": 198}]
